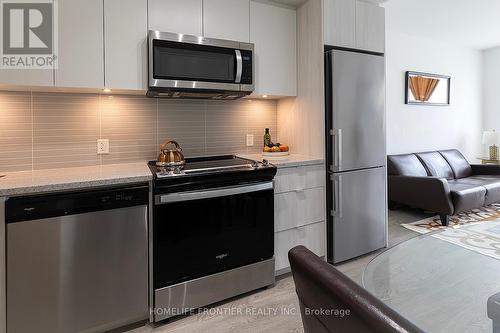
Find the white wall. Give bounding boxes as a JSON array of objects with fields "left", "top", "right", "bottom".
[
  {"left": 386, "top": 31, "right": 483, "bottom": 161},
  {"left": 483, "top": 46, "right": 500, "bottom": 138}
]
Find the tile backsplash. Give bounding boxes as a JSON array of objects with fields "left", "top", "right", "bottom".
[{"left": 0, "top": 91, "right": 277, "bottom": 172}]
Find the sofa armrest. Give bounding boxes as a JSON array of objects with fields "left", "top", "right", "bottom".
[
  {"left": 471, "top": 164, "right": 500, "bottom": 175},
  {"left": 389, "top": 175, "right": 453, "bottom": 215}
]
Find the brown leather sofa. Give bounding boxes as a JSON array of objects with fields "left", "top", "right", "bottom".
[
  {"left": 388, "top": 149, "right": 500, "bottom": 226},
  {"left": 289, "top": 245, "right": 425, "bottom": 333}
]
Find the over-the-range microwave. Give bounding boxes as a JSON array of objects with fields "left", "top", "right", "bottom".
[{"left": 147, "top": 30, "right": 254, "bottom": 99}]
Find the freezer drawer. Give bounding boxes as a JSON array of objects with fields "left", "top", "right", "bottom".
[
  {"left": 328, "top": 167, "right": 387, "bottom": 263},
  {"left": 326, "top": 49, "right": 386, "bottom": 172}
]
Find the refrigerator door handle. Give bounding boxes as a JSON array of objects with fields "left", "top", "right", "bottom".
[
  {"left": 337, "top": 129, "right": 343, "bottom": 169},
  {"left": 332, "top": 129, "right": 343, "bottom": 170},
  {"left": 332, "top": 175, "right": 342, "bottom": 218}
]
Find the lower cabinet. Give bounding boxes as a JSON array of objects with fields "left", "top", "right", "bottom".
[
  {"left": 273, "top": 163, "right": 326, "bottom": 273},
  {"left": 275, "top": 221, "right": 325, "bottom": 272}
]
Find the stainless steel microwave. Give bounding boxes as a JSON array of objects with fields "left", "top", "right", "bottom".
[{"left": 147, "top": 30, "right": 254, "bottom": 99}]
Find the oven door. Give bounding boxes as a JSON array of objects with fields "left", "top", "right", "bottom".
[
  {"left": 148, "top": 31, "right": 254, "bottom": 92},
  {"left": 153, "top": 182, "right": 274, "bottom": 290}
]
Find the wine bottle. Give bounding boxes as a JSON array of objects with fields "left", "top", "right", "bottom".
[{"left": 264, "top": 128, "right": 271, "bottom": 147}]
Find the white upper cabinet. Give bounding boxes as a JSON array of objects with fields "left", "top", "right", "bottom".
[
  {"left": 104, "top": 0, "right": 148, "bottom": 90},
  {"left": 0, "top": 0, "right": 54, "bottom": 87},
  {"left": 323, "top": 0, "right": 355, "bottom": 48},
  {"left": 148, "top": 0, "right": 202, "bottom": 36},
  {"left": 0, "top": 68, "right": 53, "bottom": 87},
  {"left": 203, "top": 0, "right": 250, "bottom": 42},
  {"left": 250, "top": 1, "right": 297, "bottom": 97},
  {"left": 323, "top": 0, "right": 385, "bottom": 53},
  {"left": 55, "top": 0, "right": 104, "bottom": 88},
  {"left": 355, "top": 0, "right": 385, "bottom": 53}
]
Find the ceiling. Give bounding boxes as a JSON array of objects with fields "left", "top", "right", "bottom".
[{"left": 383, "top": 0, "right": 500, "bottom": 50}]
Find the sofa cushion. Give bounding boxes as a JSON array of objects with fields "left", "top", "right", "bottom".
[
  {"left": 448, "top": 181, "right": 486, "bottom": 213},
  {"left": 416, "top": 152, "right": 454, "bottom": 180},
  {"left": 387, "top": 154, "right": 428, "bottom": 177},
  {"left": 455, "top": 176, "right": 500, "bottom": 205},
  {"left": 439, "top": 149, "right": 472, "bottom": 179}
]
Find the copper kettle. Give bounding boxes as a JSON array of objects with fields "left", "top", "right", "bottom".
[{"left": 156, "top": 140, "right": 186, "bottom": 168}]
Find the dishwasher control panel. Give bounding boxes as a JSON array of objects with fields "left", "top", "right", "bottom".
[{"left": 6, "top": 185, "right": 149, "bottom": 223}]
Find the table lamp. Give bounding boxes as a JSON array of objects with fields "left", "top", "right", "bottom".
[{"left": 482, "top": 130, "right": 499, "bottom": 160}]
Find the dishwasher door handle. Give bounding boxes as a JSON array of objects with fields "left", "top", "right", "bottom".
[{"left": 155, "top": 182, "right": 274, "bottom": 204}]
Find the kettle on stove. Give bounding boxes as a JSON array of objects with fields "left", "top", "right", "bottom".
[{"left": 156, "top": 140, "right": 186, "bottom": 168}]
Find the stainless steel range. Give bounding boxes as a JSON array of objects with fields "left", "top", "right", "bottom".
[{"left": 148, "top": 155, "right": 277, "bottom": 322}]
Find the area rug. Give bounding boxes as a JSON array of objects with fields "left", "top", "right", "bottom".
[
  {"left": 431, "top": 221, "right": 500, "bottom": 261},
  {"left": 401, "top": 203, "right": 500, "bottom": 234}
]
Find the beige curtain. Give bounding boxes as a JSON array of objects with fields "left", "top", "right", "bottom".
[{"left": 409, "top": 76, "right": 440, "bottom": 102}]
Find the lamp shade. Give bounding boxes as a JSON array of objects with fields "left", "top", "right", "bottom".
[{"left": 482, "top": 130, "right": 498, "bottom": 145}]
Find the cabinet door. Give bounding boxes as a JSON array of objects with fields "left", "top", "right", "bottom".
[
  {"left": 148, "top": 0, "right": 202, "bottom": 36},
  {"left": 55, "top": 0, "right": 104, "bottom": 88},
  {"left": 104, "top": 0, "right": 147, "bottom": 90},
  {"left": 203, "top": 0, "right": 249, "bottom": 41},
  {"left": 274, "top": 222, "right": 325, "bottom": 272},
  {"left": 323, "top": 0, "right": 355, "bottom": 48},
  {"left": 250, "top": 1, "right": 296, "bottom": 97},
  {"left": 0, "top": 0, "right": 54, "bottom": 87},
  {"left": 0, "top": 69, "right": 52, "bottom": 87},
  {"left": 355, "top": 1, "right": 385, "bottom": 53},
  {"left": 275, "top": 187, "right": 325, "bottom": 232}
]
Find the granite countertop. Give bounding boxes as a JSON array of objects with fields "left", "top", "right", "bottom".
[
  {"left": 237, "top": 153, "right": 324, "bottom": 168},
  {"left": 0, "top": 162, "right": 152, "bottom": 197}
]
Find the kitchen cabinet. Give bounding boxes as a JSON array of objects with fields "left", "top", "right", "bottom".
[
  {"left": 0, "top": 69, "right": 53, "bottom": 87},
  {"left": 148, "top": 0, "right": 202, "bottom": 36},
  {"left": 250, "top": 1, "right": 297, "bottom": 97},
  {"left": 0, "top": 0, "right": 54, "bottom": 87},
  {"left": 275, "top": 221, "right": 325, "bottom": 272},
  {"left": 55, "top": 0, "right": 104, "bottom": 88},
  {"left": 203, "top": 0, "right": 249, "bottom": 42},
  {"left": 355, "top": 0, "right": 385, "bottom": 53},
  {"left": 323, "top": 0, "right": 355, "bottom": 48},
  {"left": 323, "top": 0, "right": 385, "bottom": 53},
  {"left": 104, "top": 0, "right": 148, "bottom": 90},
  {"left": 273, "top": 164, "right": 326, "bottom": 273}
]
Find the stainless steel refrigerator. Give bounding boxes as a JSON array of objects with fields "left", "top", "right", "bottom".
[{"left": 325, "top": 48, "right": 387, "bottom": 264}]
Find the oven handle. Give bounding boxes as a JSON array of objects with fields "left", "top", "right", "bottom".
[
  {"left": 155, "top": 181, "right": 274, "bottom": 204},
  {"left": 235, "top": 50, "right": 243, "bottom": 83}
]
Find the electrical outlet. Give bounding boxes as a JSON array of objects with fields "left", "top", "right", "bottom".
[
  {"left": 97, "top": 139, "right": 109, "bottom": 154},
  {"left": 246, "top": 134, "right": 254, "bottom": 147}
]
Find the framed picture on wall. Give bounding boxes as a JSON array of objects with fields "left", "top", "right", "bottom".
[{"left": 405, "top": 71, "right": 451, "bottom": 106}]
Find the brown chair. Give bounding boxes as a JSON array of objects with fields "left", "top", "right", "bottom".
[{"left": 288, "top": 246, "right": 425, "bottom": 333}]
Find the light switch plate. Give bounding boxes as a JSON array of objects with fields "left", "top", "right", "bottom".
[
  {"left": 246, "top": 134, "right": 254, "bottom": 146},
  {"left": 97, "top": 139, "right": 109, "bottom": 154}
]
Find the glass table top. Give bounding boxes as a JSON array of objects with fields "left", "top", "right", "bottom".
[{"left": 362, "top": 221, "right": 500, "bottom": 333}]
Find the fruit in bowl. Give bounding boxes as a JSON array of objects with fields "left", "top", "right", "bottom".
[{"left": 262, "top": 142, "right": 290, "bottom": 154}]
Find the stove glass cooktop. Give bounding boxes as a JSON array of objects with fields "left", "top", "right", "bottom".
[{"left": 149, "top": 155, "right": 257, "bottom": 178}]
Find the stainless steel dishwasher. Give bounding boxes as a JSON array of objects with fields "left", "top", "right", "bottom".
[{"left": 5, "top": 185, "right": 149, "bottom": 333}]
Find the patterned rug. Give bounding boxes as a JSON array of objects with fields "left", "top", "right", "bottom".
[
  {"left": 401, "top": 203, "right": 500, "bottom": 234},
  {"left": 431, "top": 221, "right": 500, "bottom": 261}
]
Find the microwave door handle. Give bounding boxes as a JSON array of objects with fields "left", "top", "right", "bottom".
[{"left": 235, "top": 50, "right": 242, "bottom": 83}]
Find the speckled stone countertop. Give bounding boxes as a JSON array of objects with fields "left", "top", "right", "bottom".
[
  {"left": 0, "top": 162, "right": 152, "bottom": 197},
  {"left": 237, "top": 153, "right": 324, "bottom": 168}
]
